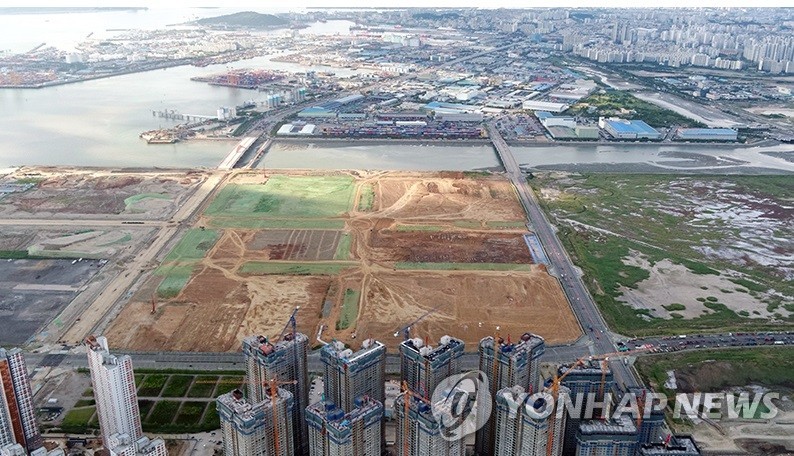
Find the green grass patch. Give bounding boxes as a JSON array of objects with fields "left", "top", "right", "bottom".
[
  {"left": 395, "top": 262, "right": 532, "bottom": 271},
  {"left": 453, "top": 221, "right": 483, "bottom": 229},
  {"left": 202, "top": 402, "right": 220, "bottom": 430},
  {"left": 147, "top": 401, "right": 180, "bottom": 425},
  {"left": 637, "top": 348, "right": 794, "bottom": 397},
  {"left": 124, "top": 193, "right": 171, "bottom": 211},
  {"left": 0, "top": 250, "right": 30, "bottom": 259},
  {"left": 357, "top": 184, "right": 375, "bottom": 211},
  {"left": 161, "top": 375, "right": 194, "bottom": 397},
  {"left": 207, "top": 217, "right": 346, "bottom": 230},
  {"left": 663, "top": 303, "right": 686, "bottom": 311},
  {"left": 334, "top": 233, "right": 352, "bottom": 260},
  {"left": 164, "top": 228, "right": 220, "bottom": 263},
  {"left": 729, "top": 278, "right": 766, "bottom": 293},
  {"left": 215, "top": 376, "right": 245, "bottom": 396},
  {"left": 485, "top": 221, "right": 527, "bottom": 229},
  {"left": 337, "top": 289, "right": 360, "bottom": 330},
  {"left": 138, "top": 374, "right": 168, "bottom": 397},
  {"left": 60, "top": 407, "right": 96, "bottom": 432},
  {"left": 155, "top": 266, "right": 194, "bottom": 299},
  {"left": 175, "top": 402, "right": 206, "bottom": 426},
  {"left": 73, "top": 399, "right": 95, "bottom": 408},
  {"left": 81, "top": 388, "right": 93, "bottom": 397},
  {"left": 396, "top": 224, "right": 444, "bottom": 232},
  {"left": 240, "top": 261, "right": 357, "bottom": 275},
  {"left": 206, "top": 176, "right": 355, "bottom": 219},
  {"left": 138, "top": 400, "right": 155, "bottom": 419},
  {"left": 187, "top": 376, "right": 218, "bottom": 398}
]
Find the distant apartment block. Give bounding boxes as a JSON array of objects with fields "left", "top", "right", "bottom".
[
  {"left": 476, "top": 332, "right": 545, "bottom": 456},
  {"left": 494, "top": 385, "right": 569, "bottom": 456},
  {"left": 217, "top": 388, "right": 294, "bottom": 456},
  {"left": 306, "top": 397, "right": 383, "bottom": 456},
  {"left": 560, "top": 360, "right": 614, "bottom": 456},
  {"left": 399, "top": 335, "right": 464, "bottom": 398},
  {"left": 0, "top": 348, "right": 42, "bottom": 453},
  {"left": 243, "top": 333, "right": 309, "bottom": 455},
  {"left": 639, "top": 436, "right": 701, "bottom": 456},
  {"left": 85, "top": 336, "right": 143, "bottom": 450},
  {"left": 321, "top": 339, "right": 386, "bottom": 412}
]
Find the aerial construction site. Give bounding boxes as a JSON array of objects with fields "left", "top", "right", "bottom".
[{"left": 105, "top": 170, "right": 580, "bottom": 351}]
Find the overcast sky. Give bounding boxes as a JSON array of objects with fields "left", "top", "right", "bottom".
[{"left": 3, "top": 1, "right": 789, "bottom": 9}]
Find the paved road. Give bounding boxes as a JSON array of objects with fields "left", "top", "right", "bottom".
[
  {"left": 24, "top": 343, "right": 591, "bottom": 375},
  {"left": 0, "top": 219, "right": 167, "bottom": 227},
  {"left": 486, "top": 123, "right": 639, "bottom": 389}
]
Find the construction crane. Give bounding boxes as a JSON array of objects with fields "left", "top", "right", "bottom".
[
  {"left": 399, "top": 380, "right": 433, "bottom": 456},
  {"left": 276, "top": 306, "right": 300, "bottom": 341},
  {"left": 393, "top": 301, "right": 448, "bottom": 339},
  {"left": 544, "top": 348, "right": 649, "bottom": 456},
  {"left": 267, "top": 376, "right": 297, "bottom": 456}
]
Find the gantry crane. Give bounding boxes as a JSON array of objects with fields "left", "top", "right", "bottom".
[{"left": 544, "top": 348, "right": 649, "bottom": 456}]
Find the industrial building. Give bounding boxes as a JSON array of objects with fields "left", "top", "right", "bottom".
[
  {"left": 399, "top": 335, "right": 464, "bottom": 398},
  {"left": 599, "top": 118, "right": 662, "bottom": 140},
  {"left": 321, "top": 339, "right": 386, "bottom": 412},
  {"left": 276, "top": 124, "right": 317, "bottom": 135},
  {"left": 306, "top": 397, "right": 383, "bottom": 456},
  {"left": 638, "top": 436, "right": 702, "bottom": 456},
  {"left": 0, "top": 349, "right": 42, "bottom": 453},
  {"left": 85, "top": 336, "right": 144, "bottom": 452},
  {"left": 522, "top": 100, "right": 570, "bottom": 113},
  {"left": 476, "top": 333, "right": 546, "bottom": 456},
  {"left": 575, "top": 416, "right": 638, "bottom": 456},
  {"left": 494, "top": 385, "right": 569, "bottom": 456},
  {"left": 243, "top": 332, "right": 309, "bottom": 456},
  {"left": 535, "top": 111, "right": 599, "bottom": 140},
  {"left": 674, "top": 128, "right": 738, "bottom": 141},
  {"left": 559, "top": 360, "right": 614, "bottom": 456},
  {"left": 217, "top": 388, "right": 294, "bottom": 456},
  {"left": 394, "top": 394, "right": 464, "bottom": 456}
]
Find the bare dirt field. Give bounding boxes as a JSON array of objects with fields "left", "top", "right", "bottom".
[
  {"left": 0, "top": 168, "right": 206, "bottom": 219},
  {"left": 107, "top": 171, "right": 578, "bottom": 352},
  {"left": 321, "top": 268, "right": 579, "bottom": 348}
]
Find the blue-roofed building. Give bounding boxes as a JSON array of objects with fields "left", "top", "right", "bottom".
[
  {"left": 675, "top": 128, "right": 737, "bottom": 141},
  {"left": 600, "top": 118, "right": 662, "bottom": 140}
]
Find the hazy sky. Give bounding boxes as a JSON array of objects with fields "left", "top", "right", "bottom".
[{"left": 4, "top": 1, "right": 789, "bottom": 8}]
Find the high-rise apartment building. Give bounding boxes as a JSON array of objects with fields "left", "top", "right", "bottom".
[
  {"left": 494, "top": 385, "right": 568, "bottom": 456},
  {"left": 0, "top": 348, "right": 42, "bottom": 453},
  {"left": 575, "top": 416, "right": 638, "bottom": 456},
  {"left": 399, "top": 335, "right": 464, "bottom": 399},
  {"left": 107, "top": 435, "right": 167, "bottom": 456},
  {"left": 243, "top": 333, "right": 309, "bottom": 455},
  {"left": 559, "top": 360, "right": 614, "bottom": 456},
  {"left": 476, "top": 332, "right": 545, "bottom": 455},
  {"left": 321, "top": 339, "right": 386, "bottom": 411},
  {"left": 394, "top": 393, "right": 464, "bottom": 456},
  {"left": 306, "top": 397, "right": 383, "bottom": 456},
  {"left": 85, "top": 336, "right": 142, "bottom": 450},
  {"left": 217, "top": 388, "right": 294, "bottom": 456}
]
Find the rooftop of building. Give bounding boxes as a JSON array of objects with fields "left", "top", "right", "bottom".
[
  {"left": 323, "top": 339, "right": 385, "bottom": 363},
  {"left": 676, "top": 128, "right": 737, "bottom": 134},
  {"left": 400, "top": 335, "right": 464, "bottom": 362},
  {"left": 558, "top": 359, "right": 610, "bottom": 377},
  {"left": 640, "top": 436, "right": 701, "bottom": 455},
  {"left": 306, "top": 397, "right": 383, "bottom": 431},
  {"left": 217, "top": 388, "right": 290, "bottom": 418},
  {"left": 605, "top": 119, "right": 659, "bottom": 135},
  {"left": 243, "top": 332, "right": 308, "bottom": 358},
  {"left": 479, "top": 332, "right": 545, "bottom": 356},
  {"left": 578, "top": 415, "right": 637, "bottom": 436}
]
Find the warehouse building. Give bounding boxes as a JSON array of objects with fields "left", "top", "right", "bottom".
[
  {"left": 600, "top": 118, "right": 661, "bottom": 140},
  {"left": 675, "top": 128, "right": 737, "bottom": 141}
]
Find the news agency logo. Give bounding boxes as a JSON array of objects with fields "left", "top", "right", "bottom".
[
  {"left": 428, "top": 371, "right": 781, "bottom": 443},
  {"left": 430, "top": 370, "right": 492, "bottom": 442}
]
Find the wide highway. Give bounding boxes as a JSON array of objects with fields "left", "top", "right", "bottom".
[{"left": 486, "top": 122, "right": 640, "bottom": 389}]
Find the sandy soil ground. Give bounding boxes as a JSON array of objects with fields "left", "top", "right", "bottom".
[
  {"left": 107, "top": 171, "right": 578, "bottom": 352},
  {"left": 618, "top": 253, "right": 786, "bottom": 320},
  {"left": 0, "top": 168, "right": 206, "bottom": 219}
]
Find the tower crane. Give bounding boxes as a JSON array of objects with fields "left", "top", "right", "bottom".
[
  {"left": 544, "top": 347, "right": 650, "bottom": 456},
  {"left": 276, "top": 306, "right": 300, "bottom": 341},
  {"left": 266, "top": 377, "right": 297, "bottom": 456},
  {"left": 398, "top": 380, "right": 433, "bottom": 456}
]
